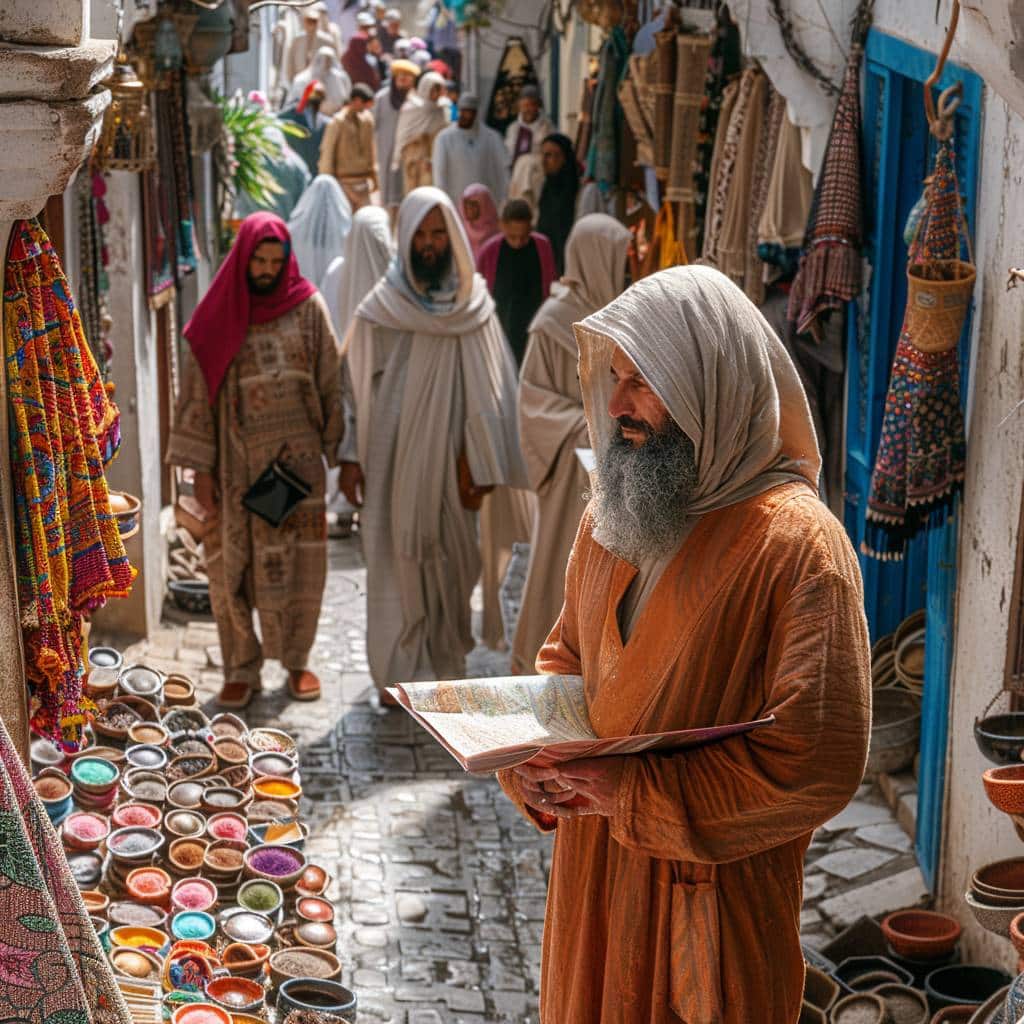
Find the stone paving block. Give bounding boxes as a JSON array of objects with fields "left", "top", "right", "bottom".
[
  {"left": 819, "top": 799, "right": 895, "bottom": 833},
  {"left": 819, "top": 866, "right": 929, "bottom": 929},
  {"left": 813, "top": 846, "right": 899, "bottom": 881},
  {"left": 855, "top": 821, "right": 913, "bottom": 852}
]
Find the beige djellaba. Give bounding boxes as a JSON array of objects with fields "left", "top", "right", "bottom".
[
  {"left": 511, "top": 213, "right": 632, "bottom": 673},
  {"left": 166, "top": 295, "right": 344, "bottom": 685}
]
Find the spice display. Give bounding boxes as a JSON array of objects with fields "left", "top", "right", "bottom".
[{"left": 249, "top": 846, "right": 303, "bottom": 876}]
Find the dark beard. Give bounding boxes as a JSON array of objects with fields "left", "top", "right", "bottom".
[
  {"left": 247, "top": 268, "right": 284, "bottom": 295},
  {"left": 410, "top": 243, "right": 452, "bottom": 290},
  {"left": 590, "top": 418, "right": 698, "bottom": 565}
]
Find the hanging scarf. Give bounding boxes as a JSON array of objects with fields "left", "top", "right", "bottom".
[
  {"left": 786, "top": 44, "right": 865, "bottom": 342},
  {"left": 3, "top": 220, "right": 135, "bottom": 748},
  {"left": 586, "top": 26, "right": 629, "bottom": 191},
  {"left": 183, "top": 212, "right": 316, "bottom": 401},
  {"left": 863, "top": 141, "right": 971, "bottom": 560}
]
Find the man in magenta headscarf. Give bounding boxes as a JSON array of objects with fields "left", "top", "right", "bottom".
[{"left": 166, "top": 213, "right": 344, "bottom": 709}]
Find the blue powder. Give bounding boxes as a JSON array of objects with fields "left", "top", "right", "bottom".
[{"left": 173, "top": 912, "right": 214, "bottom": 940}]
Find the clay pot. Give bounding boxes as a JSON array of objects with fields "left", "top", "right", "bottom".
[
  {"left": 872, "top": 983, "right": 927, "bottom": 1024},
  {"left": 982, "top": 764, "right": 1024, "bottom": 815},
  {"left": 125, "top": 866, "right": 173, "bottom": 906},
  {"left": 221, "top": 942, "right": 271, "bottom": 978},
  {"left": 168, "top": 837, "right": 210, "bottom": 874},
  {"left": 112, "top": 802, "right": 163, "bottom": 830},
  {"left": 880, "top": 910, "right": 961, "bottom": 961},
  {"left": 267, "top": 947, "right": 341, "bottom": 992},
  {"left": 162, "top": 674, "right": 197, "bottom": 707},
  {"left": 205, "top": 976, "right": 265, "bottom": 1013},
  {"left": 243, "top": 844, "right": 307, "bottom": 888}
]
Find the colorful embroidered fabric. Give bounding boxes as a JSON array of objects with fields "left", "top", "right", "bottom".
[
  {"left": 786, "top": 44, "right": 864, "bottom": 342},
  {"left": 0, "top": 715, "right": 129, "bottom": 1023},
  {"left": 3, "top": 219, "right": 135, "bottom": 746},
  {"left": 864, "top": 142, "right": 969, "bottom": 560}
]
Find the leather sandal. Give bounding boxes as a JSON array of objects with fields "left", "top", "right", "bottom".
[
  {"left": 217, "top": 680, "right": 258, "bottom": 709},
  {"left": 287, "top": 670, "right": 322, "bottom": 702}
]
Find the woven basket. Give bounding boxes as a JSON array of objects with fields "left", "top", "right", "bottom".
[
  {"left": 666, "top": 34, "right": 712, "bottom": 203},
  {"left": 651, "top": 29, "right": 677, "bottom": 180},
  {"left": 905, "top": 259, "right": 976, "bottom": 353}
]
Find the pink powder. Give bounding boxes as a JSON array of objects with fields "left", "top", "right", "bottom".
[
  {"left": 179, "top": 1009, "right": 224, "bottom": 1024},
  {"left": 175, "top": 882, "right": 214, "bottom": 909},
  {"left": 209, "top": 817, "right": 246, "bottom": 841},
  {"left": 129, "top": 870, "right": 167, "bottom": 895},
  {"left": 67, "top": 814, "right": 106, "bottom": 840},
  {"left": 116, "top": 805, "right": 160, "bottom": 827}
]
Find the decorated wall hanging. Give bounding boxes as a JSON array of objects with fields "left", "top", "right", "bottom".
[
  {"left": 3, "top": 220, "right": 136, "bottom": 748},
  {"left": 862, "top": 136, "right": 974, "bottom": 560},
  {"left": 484, "top": 38, "right": 540, "bottom": 136}
]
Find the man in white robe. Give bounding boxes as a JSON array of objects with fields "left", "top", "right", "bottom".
[
  {"left": 340, "top": 187, "right": 526, "bottom": 694},
  {"left": 283, "top": 3, "right": 336, "bottom": 86},
  {"left": 504, "top": 84, "right": 556, "bottom": 172},
  {"left": 374, "top": 59, "right": 420, "bottom": 212},
  {"left": 511, "top": 213, "right": 631, "bottom": 673},
  {"left": 431, "top": 94, "right": 509, "bottom": 207}
]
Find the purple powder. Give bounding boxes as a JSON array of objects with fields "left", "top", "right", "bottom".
[{"left": 250, "top": 847, "right": 302, "bottom": 876}]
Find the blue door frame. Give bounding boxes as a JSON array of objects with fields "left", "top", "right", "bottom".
[{"left": 846, "top": 30, "right": 982, "bottom": 889}]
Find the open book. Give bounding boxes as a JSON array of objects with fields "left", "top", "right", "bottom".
[{"left": 387, "top": 674, "right": 774, "bottom": 774}]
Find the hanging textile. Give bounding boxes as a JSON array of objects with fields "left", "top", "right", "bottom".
[
  {"left": 586, "top": 27, "right": 629, "bottom": 192},
  {"left": 485, "top": 38, "right": 540, "bottom": 137},
  {"left": 618, "top": 55, "right": 655, "bottom": 170},
  {"left": 693, "top": 1, "right": 741, "bottom": 253},
  {"left": 639, "top": 200, "right": 687, "bottom": 278},
  {"left": 666, "top": 33, "right": 712, "bottom": 209},
  {"left": 863, "top": 140, "right": 973, "bottom": 560},
  {"left": 574, "top": 74, "right": 597, "bottom": 166},
  {"left": 73, "top": 171, "right": 112, "bottom": 380},
  {"left": 786, "top": 44, "right": 864, "bottom": 342},
  {"left": 649, "top": 28, "right": 676, "bottom": 180},
  {"left": 0, "top": 714, "right": 129, "bottom": 1022},
  {"left": 3, "top": 220, "right": 135, "bottom": 747}
]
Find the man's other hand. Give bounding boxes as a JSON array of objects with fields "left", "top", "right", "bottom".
[
  {"left": 193, "top": 471, "right": 219, "bottom": 519},
  {"left": 340, "top": 461, "right": 365, "bottom": 507}
]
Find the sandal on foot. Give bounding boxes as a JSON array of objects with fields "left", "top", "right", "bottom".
[
  {"left": 217, "top": 680, "right": 257, "bottom": 709},
  {"left": 288, "top": 670, "right": 322, "bottom": 702}
]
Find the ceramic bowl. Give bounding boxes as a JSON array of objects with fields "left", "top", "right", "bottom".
[
  {"left": 213, "top": 737, "right": 249, "bottom": 767},
  {"left": 829, "top": 992, "right": 887, "bottom": 1024},
  {"left": 162, "top": 674, "right": 198, "bottom": 707},
  {"left": 168, "top": 781, "right": 206, "bottom": 811},
  {"left": 171, "top": 911, "right": 217, "bottom": 943},
  {"left": 871, "top": 983, "right": 928, "bottom": 1023},
  {"left": 206, "top": 812, "right": 248, "bottom": 844},
  {"left": 165, "top": 810, "right": 207, "bottom": 841},
  {"left": 121, "top": 768, "right": 168, "bottom": 804},
  {"left": 171, "top": 1004, "right": 230, "bottom": 1024},
  {"left": 219, "top": 909, "right": 275, "bottom": 945},
  {"left": 81, "top": 889, "right": 110, "bottom": 917},
  {"left": 118, "top": 665, "right": 164, "bottom": 702},
  {"left": 107, "top": 901, "right": 168, "bottom": 929},
  {"left": 249, "top": 751, "right": 297, "bottom": 778},
  {"left": 201, "top": 788, "right": 248, "bottom": 814},
  {"left": 221, "top": 942, "right": 271, "bottom": 978},
  {"left": 276, "top": 979, "right": 356, "bottom": 1021},
  {"left": 964, "top": 891, "right": 1024, "bottom": 938},
  {"left": 168, "top": 838, "right": 210, "bottom": 874},
  {"left": 62, "top": 811, "right": 111, "bottom": 851},
  {"left": 975, "top": 713, "right": 1024, "bottom": 765},
  {"left": 924, "top": 964, "right": 1013, "bottom": 1010},
  {"left": 161, "top": 706, "right": 211, "bottom": 736},
  {"left": 252, "top": 775, "right": 302, "bottom": 802},
  {"left": 107, "top": 826, "right": 164, "bottom": 863},
  {"left": 33, "top": 768, "right": 72, "bottom": 804},
  {"left": 245, "top": 728, "right": 297, "bottom": 756},
  {"left": 209, "top": 712, "right": 247, "bottom": 739},
  {"left": 125, "top": 743, "right": 170, "bottom": 771},
  {"left": 267, "top": 947, "right": 342, "bottom": 990},
  {"left": 295, "top": 863, "right": 331, "bottom": 897},
  {"left": 204, "top": 839, "right": 247, "bottom": 878},
  {"left": 220, "top": 764, "right": 254, "bottom": 794},
  {"left": 296, "top": 896, "right": 335, "bottom": 924},
  {"left": 982, "top": 763, "right": 1024, "bottom": 815},
  {"left": 109, "top": 946, "right": 162, "bottom": 981},
  {"left": 89, "top": 645, "right": 124, "bottom": 671},
  {"left": 125, "top": 866, "right": 173, "bottom": 905},
  {"left": 167, "top": 753, "right": 217, "bottom": 782},
  {"left": 171, "top": 877, "right": 218, "bottom": 914},
  {"left": 70, "top": 756, "right": 120, "bottom": 795},
  {"left": 127, "top": 721, "right": 171, "bottom": 747},
  {"left": 236, "top": 879, "right": 284, "bottom": 916},
  {"left": 92, "top": 696, "right": 159, "bottom": 741},
  {"left": 204, "top": 977, "right": 264, "bottom": 1013},
  {"left": 112, "top": 802, "right": 163, "bottom": 830},
  {"left": 972, "top": 858, "right": 1024, "bottom": 899},
  {"left": 110, "top": 925, "right": 170, "bottom": 953},
  {"left": 243, "top": 843, "right": 307, "bottom": 888},
  {"left": 293, "top": 920, "right": 337, "bottom": 950},
  {"left": 880, "top": 909, "right": 961, "bottom": 960}
]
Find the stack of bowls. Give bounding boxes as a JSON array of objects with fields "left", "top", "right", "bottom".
[
  {"left": 106, "top": 826, "right": 165, "bottom": 893},
  {"left": 965, "top": 857, "right": 1024, "bottom": 937},
  {"left": 203, "top": 839, "right": 247, "bottom": 902},
  {"left": 63, "top": 811, "right": 111, "bottom": 853},
  {"left": 33, "top": 769, "right": 74, "bottom": 825},
  {"left": 70, "top": 756, "right": 120, "bottom": 812}
]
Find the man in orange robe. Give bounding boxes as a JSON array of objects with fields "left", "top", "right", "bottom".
[{"left": 498, "top": 265, "right": 872, "bottom": 1023}]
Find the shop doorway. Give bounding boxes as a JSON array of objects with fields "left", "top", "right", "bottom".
[{"left": 843, "top": 30, "right": 982, "bottom": 889}]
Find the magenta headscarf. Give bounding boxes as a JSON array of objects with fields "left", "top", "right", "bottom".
[
  {"left": 183, "top": 212, "right": 316, "bottom": 402},
  {"left": 342, "top": 33, "right": 381, "bottom": 90},
  {"left": 459, "top": 183, "right": 500, "bottom": 263}
]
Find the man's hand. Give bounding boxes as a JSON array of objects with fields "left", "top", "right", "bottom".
[
  {"left": 513, "top": 757, "right": 627, "bottom": 818},
  {"left": 457, "top": 451, "right": 494, "bottom": 510},
  {"left": 193, "top": 471, "right": 219, "bottom": 519},
  {"left": 340, "top": 461, "right": 365, "bottom": 507}
]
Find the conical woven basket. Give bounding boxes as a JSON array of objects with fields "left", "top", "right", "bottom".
[{"left": 905, "top": 259, "right": 976, "bottom": 353}]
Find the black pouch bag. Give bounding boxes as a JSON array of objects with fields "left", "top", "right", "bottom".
[{"left": 241, "top": 446, "right": 312, "bottom": 527}]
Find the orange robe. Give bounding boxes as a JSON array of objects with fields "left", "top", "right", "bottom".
[{"left": 499, "top": 482, "right": 871, "bottom": 1023}]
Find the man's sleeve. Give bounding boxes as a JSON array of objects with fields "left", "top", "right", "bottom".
[
  {"left": 318, "top": 118, "right": 338, "bottom": 176},
  {"left": 313, "top": 297, "right": 345, "bottom": 466},
  {"left": 611, "top": 560, "right": 871, "bottom": 864},
  {"left": 431, "top": 131, "right": 447, "bottom": 195},
  {"left": 165, "top": 349, "right": 217, "bottom": 473}
]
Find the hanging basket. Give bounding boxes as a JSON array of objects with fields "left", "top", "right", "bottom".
[{"left": 905, "top": 258, "right": 976, "bottom": 353}]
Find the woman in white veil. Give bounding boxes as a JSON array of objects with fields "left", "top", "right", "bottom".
[
  {"left": 287, "top": 174, "right": 354, "bottom": 289},
  {"left": 287, "top": 45, "right": 351, "bottom": 115}
]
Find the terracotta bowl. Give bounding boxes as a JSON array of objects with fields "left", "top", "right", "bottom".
[
  {"left": 161, "top": 706, "right": 211, "bottom": 736},
  {"left": 220, "top": 764, "right": 254, "bottom": 794},
  {"left": 172, "top": 1004, "right": 231, "bottom": 1024},
  {"left": 62, "top": 811, "right": 111, "bottom": 851},
  {"left": 166, "top": 753, "right": 217, "bottom": 783},
  {"left": 126, "top": 866, "right": 173, "bottom": 906},
  {"left": 268, "top": 947, "right": 341, "bottom": 991},
  {"left": 206, "top": 813, "right": 249, "bottom": 844},
  {"left": 171, "top": 911, "right": 217, "bottom": 943},
  {"left": 964, "top": 891, "right": 1024, "bottom": 938},
  {"left": 209, "top": 712, "right": 247, "bottom": 740},
  {"left": 108, "top": 901, "right": 168, "bottom": 929},
  {"left": 169, "top": 837, "right": 210, "bottom": 874},
  {"left": 120, "top": 768, "right": 167, "bottom": 805},
  {"left": 296, "top": 896, "right": 335, "bottom": 924},
  {"left": 127, "top": 721, "right": 171, "bottom": 747},
  {"left": 107, "top": 826, "right": 164, "bottom": 864},
  {"left": 829, "top": 992, "right": 887, "bottom": 1024},
  {"left": 109, "top": 925, "right": 170, "bottom": 953},
  {"left": 880, "top": 909, "right": 961, "bottom": 960},
  {"left": 221, "top": 942, "right": 271, "bottom": 978},
  {"left": 236, "top": 879, "right": 284, "bottom": 916},
  {"left": 81, "top": 889, "right": 110, "bottom": 917},
  {"left": 204, "top": 839, "right": 248, "bottom": 878},
  {"left": 971, "top": 858, "right": 1024, "bottom": 900},
  {"left": 871, "top": 983, "right": 927, "bottom": 1022},
  {"left": 112, "top": 802, "right": 163, "bottom": 830},
  {"left": 252, "top": 775, "right": 302, "bottom": 802},
  {"left": 109, "top": 946, "right": 162, "bottom": 981},
  {"left": 245, "top": 728, "right": 297, "bottom": 756},
  {"left": 927, "top": 1007, "right": 976, "bottom": 1024},
  {"left": 92, "top": 696, "right": 159, "bottom": 741},
  {"left": 164, "top": 810, "right": 207, "bottom": 841},
  {"left": 293, "top": 920, "right": 337, "bottom": 950},
  {"left": 295, "top": 863, "right": 330, "bottom": 897},
  {"left": 243, "top": 843, "right": 307, "bottom": 888},
  {"left": 69, "top": 756, "right": 121, "bottom": 795},
  {"left": 982, "top": 764, "right": 1024, "bottom": 815},
  {"left": 162, "top": 674, "right": 197, "bottom": 707},
  {"left": 213, "top": 737, "right": 249, "bottom": 768},
  {"left": 201, "top": 787, "right": 248, "bottom": 814},
  {"left": 171, "top": 877, "right": 218, "bottom": 914},
  {"left": 205, "top": 977, "right": 265, "bottom": 1013},
  {"left": 249, "top": 752, "right": 298, "bottom": 778},
  {"left": 33, "top": 770, "right": 72, "bottom": 804}
]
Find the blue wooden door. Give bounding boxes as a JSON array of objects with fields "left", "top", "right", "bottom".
[{"left": 846, "top": 30, "right": 982, "bottom": 888}]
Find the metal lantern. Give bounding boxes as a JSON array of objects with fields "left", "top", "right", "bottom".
[
  {"left": 95, "top": 62, "right": 157, "bottom": 172},
  {"left": 127, "top": 12, "right": 197, "bottom": 90}
]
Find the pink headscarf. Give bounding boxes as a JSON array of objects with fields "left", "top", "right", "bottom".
[
  {"left": 183, "top": 213, "right": 316, "bottom": 402},
  {"left": 459, "top": 183, "right": 500, "bottom": 263}
]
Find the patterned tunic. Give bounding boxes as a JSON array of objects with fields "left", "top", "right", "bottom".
[{"left": 167, "top": 295, "right": 344, "bottom": 683}]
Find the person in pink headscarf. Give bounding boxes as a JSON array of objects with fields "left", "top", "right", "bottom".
[
  {"left": 166, "top": 213, "right": 345, "bottom": 710},
  {"left": 459, "top": 183, "right": 500, "bottom": 263}
]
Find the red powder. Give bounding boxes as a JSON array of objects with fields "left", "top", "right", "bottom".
[
  {"left": 174, "top": 882, "right": 214, "bottom": 909},
  {"left": 116, "top": 805, "right": 160, "bottom": 827},
  {"left": 209, "top": 817, "right": 246, "bottom": 841},
  {"left": 177, "top": 1008, "right": 225, "bottom": 1024},
  {"left": 66, "top": 814, "right": 107, "bottom": 840},
  {"left": 129, "top": 870, "right": 168, "bottom": 895}
]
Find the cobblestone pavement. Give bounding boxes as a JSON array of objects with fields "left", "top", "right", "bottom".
[{"left": 108, "top": 533, "right": 926, "bottom": 1022}]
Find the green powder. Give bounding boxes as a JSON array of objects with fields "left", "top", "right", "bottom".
[
  {"left": 74, "top": 760, "right": 116, "bottom": 784},
  {"left": 241, "top": 883, "right": 279, "bottom": 911}
]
